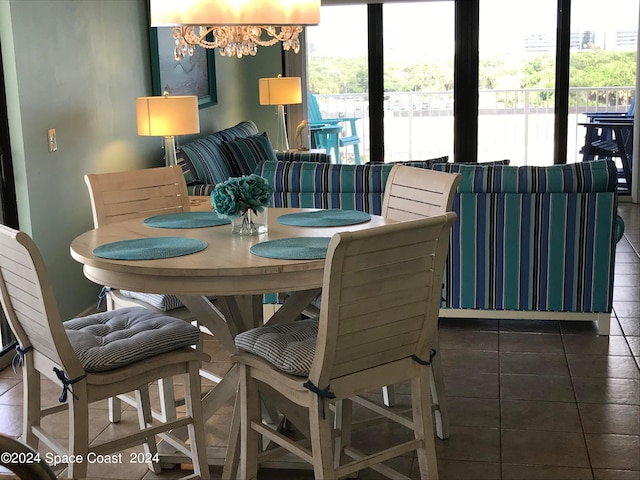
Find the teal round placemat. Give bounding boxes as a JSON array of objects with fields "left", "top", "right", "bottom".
[
  {"left": 277, "top": 209, "right": 371, "bottom": 227},
  {"left": 250, "top": 237, "right": 331, "bottom": 260},
  {"left": 144, "top": 211, "right": 230, "bottom": 228},
  {"left": 93, "top": 237, "right": 208, "bottom": 260}
]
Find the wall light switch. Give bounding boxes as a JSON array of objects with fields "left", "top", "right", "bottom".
[{"left": 48, "top": 128, "right": 57, "bottom": 152}]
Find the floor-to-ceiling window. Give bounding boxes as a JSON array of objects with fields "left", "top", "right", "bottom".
[
  {"left": 478, "top": 0, "right": 558, "bottom": 166},
  {"left": 382, "top": 1, "right": 455, "bottom": 162},
  {"left": 306, "top": 1, "right": 455, "bottom": 163},
  {"left": 568, "top": 0, "right": 637, "bottom": 169},
  {"left": 306, "top": 4, "right": 370, "bottom": 162},
  {"left": 300, "top": 0, "right": 637, "bottom": 171}
]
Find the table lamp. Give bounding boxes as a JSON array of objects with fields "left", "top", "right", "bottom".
[
  {"left": 136, "top": 93, "right": 200, "bottom": 166},
  {"left": 258, "top": 75, "right": 302, "bottom": 152}
]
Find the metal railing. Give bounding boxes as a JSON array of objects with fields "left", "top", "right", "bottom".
[{"left": 313, "top": 87, "right": 635, "bottom": 165}]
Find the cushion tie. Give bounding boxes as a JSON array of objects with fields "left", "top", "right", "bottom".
[
  {"left": 303, "top": 380, "right": 335, "bottom": 419},
  {"left": 97, "top": 286, "right": 112, "bottom": 309},
  {"left": 53, "top": 367, "right": 87, "bottom": 403},
  {"left": 12, "top": 345, "right": 33, "bottom": 373},
  {"left": 412, "top": 348, "right": 437, "bottom": 366}
]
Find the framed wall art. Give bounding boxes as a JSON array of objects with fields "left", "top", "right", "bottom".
[{"left": 150, "top": 27, "right": 218, "bottom": 109}]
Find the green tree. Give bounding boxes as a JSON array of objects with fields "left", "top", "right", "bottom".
[{"left": 308, "top": 49, "right": 636, "bottom": 102}]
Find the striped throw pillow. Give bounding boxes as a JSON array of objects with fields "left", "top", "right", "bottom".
[{"left": 221, "top": 132, "right": 279, "bottom": 176}]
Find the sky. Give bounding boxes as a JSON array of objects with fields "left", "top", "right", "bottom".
[{"left": 307, "top": 0, "right": 640, "bottom": 59}]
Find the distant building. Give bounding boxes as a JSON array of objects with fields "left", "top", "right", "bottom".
[
  {"left": 524, "top": 29, "right": 637, "bottom": 53},
  {"left": 615, "top": 29, "right": 638, "bottom": 49}
]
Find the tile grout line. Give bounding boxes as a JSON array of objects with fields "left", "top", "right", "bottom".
[
  {"left": 497, "top": 322, "right": 503, "bottom": 480},
  {"left": 559, "top": 325, "right": 596, "bottom": 480}
]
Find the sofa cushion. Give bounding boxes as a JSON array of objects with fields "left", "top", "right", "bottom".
[
  {"left": 177, "top": 121, "right": 260, "bottom": 187},
  {"left": 432, "top": 159, "right": 617, "bottom": 193},
  {"left": 64, "top": 307, "right": 201, "bottom": 373},
  {"left": 221, "top": 132, "right": 278, "bottom": 175},
  {"left": 235, "top": 319, "right": 318, "bottom": 376}
]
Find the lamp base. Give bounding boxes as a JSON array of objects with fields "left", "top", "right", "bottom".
[
  {"left": 272, "top": 105, "right": 289, "bottom": 153},
  {"left": 164, "top": 135, "right": 178, "bottom": 167}
]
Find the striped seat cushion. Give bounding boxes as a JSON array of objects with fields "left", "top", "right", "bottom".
[
  {"left": 119, "top": 291, "right": 184, "bottom": 311},
  {"left": 64, "top": 307, "right": 201, "bottom": 372},
  {"left": 235, "top": 319, "right": 319, "bottom": 376}
]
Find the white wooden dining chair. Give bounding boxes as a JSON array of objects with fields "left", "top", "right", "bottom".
[
  {"left": 0, "top": 224, "right": 210, "bottom": 480},
  {"left": 379, "top": 164, "right": 461, "bottom": 438},
  {"left": 289, "top": 164, "right": 461, "bottom": 439},
  {"left": 85, "top": 166, "right": 201, "bottom": 423},
  {"left": 85, "top": 166, "right": 192, "bottom": 315},
  {"left": 232, "top": 214, "right": 457, "bottom": 480}
]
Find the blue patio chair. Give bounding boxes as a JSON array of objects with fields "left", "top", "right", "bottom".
[
  {"left": 580, "top": 120, "right": 633, "bottom": 194},
  {"left": 582, "top": 97, "right": 635, "bottom": 154},
  {"left": 308, "top": 93, "right": 362, "bottom": 164},
  {"left": 585, "top": 97, "right": 635, "bottom": 123}
]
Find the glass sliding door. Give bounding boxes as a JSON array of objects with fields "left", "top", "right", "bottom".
[
  {"left": 383, "top": 1, "right": 454, "bottom": 162},
  {"left": 569, "top": 0, "right": 637, "bottom": 171},
  {"left": 304, "top": 0, "right": 635, "bottom": 168},
  {"left": 306, "top": 2, "right": 454, "bottom": 164},
  {"left": 478, "top": 0, "right": 557, "bottom": 166},
  {"left": 306, "top": 5, "right": 369, "bottom": 163}
]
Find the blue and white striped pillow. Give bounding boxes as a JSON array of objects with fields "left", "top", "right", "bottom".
[{"left": 221, "top": 132, "right": 279, "bottom": 176}]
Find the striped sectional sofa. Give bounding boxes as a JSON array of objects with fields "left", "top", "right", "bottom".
[
  {"left": 176, "top": 120, "right": 330, "bottom": 196},
  {"left": 256, "top": 159, "right": 624, "bottom": 335}
]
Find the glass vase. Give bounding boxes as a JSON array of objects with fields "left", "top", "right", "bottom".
[{"left": 231, "top": 208, "right": 268, "bottom": 236}]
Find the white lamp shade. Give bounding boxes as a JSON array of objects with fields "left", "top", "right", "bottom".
[
  {"left": 151, "top": 0, "right": 320, "bottom": 26},
  {"left": 259, "top": 77, "right": 302, "bottom": 106},
  {"left": 136, "top": 95, "right": 200, "bottom": 137}
]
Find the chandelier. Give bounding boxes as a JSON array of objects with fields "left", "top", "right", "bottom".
[
  {"left": 172, "top": 25, "right": 304, "bottom": 59},
  {"left": 151, "top": 0, "right": 321, "bottom": 59}
]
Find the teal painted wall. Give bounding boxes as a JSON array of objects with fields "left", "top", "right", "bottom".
[{"left": 0, "top": 0, "right": 284, "bottom": 318}]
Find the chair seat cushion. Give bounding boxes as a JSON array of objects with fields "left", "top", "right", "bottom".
[
  {"left": 235, "top": 319, "right": 318, "bottom": 376},
  {"left": 64, "top": 307, "right": 201, "bottom": 372},
  {"left": 118, "top": 290, "right": 184, "bottom": 311}
]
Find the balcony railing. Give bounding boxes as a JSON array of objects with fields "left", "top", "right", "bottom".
[{"left": 313, "top": 87, "right": 635, "bottom": 166}]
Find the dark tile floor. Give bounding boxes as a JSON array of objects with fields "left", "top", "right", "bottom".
[{"left": 0, "top": 203, "right": 638, "bottom": 480}]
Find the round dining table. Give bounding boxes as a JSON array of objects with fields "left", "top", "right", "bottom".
[{"left": 69, "top": 207, "right": 394, "bottom": 467}]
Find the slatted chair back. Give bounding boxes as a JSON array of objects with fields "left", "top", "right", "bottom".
[
  {"left": 85, "top": 165, "right": 190, "bottom": 228},
  {"left": 308, "top": 92, "right": 324, "bottom": 125},
  {"left": 310, "top": 213, "right": 457, "bottom": 394},
  {"left": 308, "top": 93, "right": 362, "bottom": 164},
  {"left": 0, "top": 225, "right": 210, "bottom": 480},
  {"left": 382, "top": 164, "right": 462, "bottom": 221},
  {"left": 0, "top": 225, "right": 84, "bottom": 382},
  {"left": 586, "top": 96, "right": 635, "bottom": 121}
]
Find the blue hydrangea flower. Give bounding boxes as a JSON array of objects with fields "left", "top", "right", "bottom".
[{"left": 211, "top": 174, "right": 273, "bottom": 218}]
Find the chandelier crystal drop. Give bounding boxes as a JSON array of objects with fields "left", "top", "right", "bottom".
[{"left": 173, "top": 25, "right": 304, "bottom": 59}]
